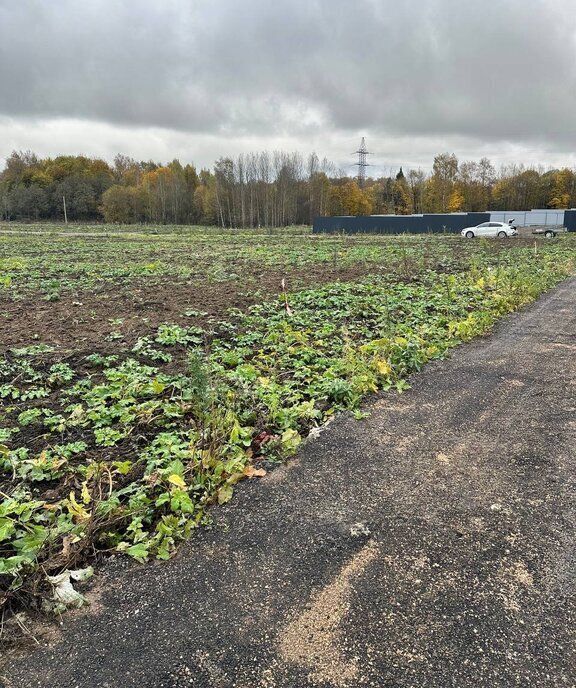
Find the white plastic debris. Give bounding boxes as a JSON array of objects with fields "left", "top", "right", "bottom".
[
  {"left": 307, "top": 417, "right": 334, "bottom": 442},
  {"left": 46, "top": 567, "right": 94, "bottom": 610}
]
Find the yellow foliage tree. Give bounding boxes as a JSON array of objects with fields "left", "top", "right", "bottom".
[
  {"left": 393, "top": 179, "right": 413, "bottom": 215},
  {"left": 548, "top": 168, "right": 574, "bottom": 209},
  {"left": 447, "top": 187, "right": 465, "bottom": 212},
  {"left": 330, "top": 181, "right": 372, "bottom": 216}
]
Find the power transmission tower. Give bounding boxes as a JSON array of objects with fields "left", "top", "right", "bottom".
[{"left": 353, "top": 137, "right": 371, "bottom": 187}]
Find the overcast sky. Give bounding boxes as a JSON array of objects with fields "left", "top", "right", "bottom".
[{"left": 1, "top": 0, "right": 575, "bottom": 176}]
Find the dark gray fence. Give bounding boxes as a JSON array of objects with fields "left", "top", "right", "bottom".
[
  {"left": 565, "top": 210, "right": 576, "bottom": 232},
  {"left": 314, "top": 210, "right": 576, "bottom": 234},
  {"left": 313, "top": 213, "right": 490, "bottom": 234}
]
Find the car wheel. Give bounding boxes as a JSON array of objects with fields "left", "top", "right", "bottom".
[
  {"left": 465, "top": 231, "right": 474, "bottom": 239},
  {"left": 544, "top": 230, "right": 555, "bottom": 238},
  {"left": 497, "top": 231, "right": 507, "bottom": 238}
]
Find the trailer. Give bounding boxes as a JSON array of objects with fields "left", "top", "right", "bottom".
[{"left": 531, "top": 225, "right": 566, "bottom": 238}]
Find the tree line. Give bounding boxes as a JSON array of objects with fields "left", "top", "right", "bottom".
[{"left": 1, "top": 150, "right": 575, "bottom": 226}]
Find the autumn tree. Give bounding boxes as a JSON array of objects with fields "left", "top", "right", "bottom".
[
  {"left": 0, "top": 151, "right": 114, "bottom": 221},
  {"left": 457, "top": 158, "right": 495, "bottom": 211},
  {"left": 447, "top": 187, "right": 465, "bottom": 212},
  {"left": 428, "top": 153, "right": 458, "bottom": 212},
  {"left": 193, "top": 179, "right": 218, "bottom": 225},
  {"left": 101, "top": 185, "right": 146, "bottom": 223},
  {"left": 329, "top": 180, "right": 372, "bottom": 216},
  {"left": 407, "top": 169, "right": 426, "bottom": 213},
  {"left": 392, "top": 168, "right": 413, "bottom": 214},
  {"left": 548, "top": 168, "right": 576, "bottom": 208},
  {"left": 113, "top": 154, "right": 142, "bottom": 187}
]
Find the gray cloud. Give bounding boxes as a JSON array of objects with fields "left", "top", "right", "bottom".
[{"left": 1, "top": 0, "right": 576, "bottom": 169}]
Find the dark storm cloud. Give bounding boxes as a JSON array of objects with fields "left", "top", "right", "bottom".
[{"left": 1, "top": 0, "right": 576, "bottom": 159}]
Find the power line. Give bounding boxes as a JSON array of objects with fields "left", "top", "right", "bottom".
[{"left": 353, "top": 137, "right": 371, "bottom": 187}]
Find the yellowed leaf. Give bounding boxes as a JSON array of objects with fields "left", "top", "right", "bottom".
[
  {"left": 67, "top": 491, "right": 90, "bottom": 521},
  {"left": 81, "top": 480, "right": 91, "bottom": 505},
  {"left": 217, "top": 484, "right": 234, "bottom": 504},
  {"left": 375, "top": 359, "right": 392, "bottom": 376},
  {"left": 168, "top": 474, "right": 186, "bottom": 489}
]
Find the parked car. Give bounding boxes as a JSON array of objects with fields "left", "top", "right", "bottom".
[{"left": 461, "top": 221, "right": 518, "bottom": 239}]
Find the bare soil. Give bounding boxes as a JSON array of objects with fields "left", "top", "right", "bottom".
[{"left": 1, "top": 264, "right": 373, "bottom": 354}]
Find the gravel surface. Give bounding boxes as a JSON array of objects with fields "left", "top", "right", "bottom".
[{"left": 3, "top": 278, "right": 576, "bottom": 688}]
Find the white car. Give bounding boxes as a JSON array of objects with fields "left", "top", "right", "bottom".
[{"left": 461, "top": 221, "right": 518, "bottom": 239}]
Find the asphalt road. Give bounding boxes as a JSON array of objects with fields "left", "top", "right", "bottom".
[{"left": 3, "top": 279, "right": 576, "bottom": 688}]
